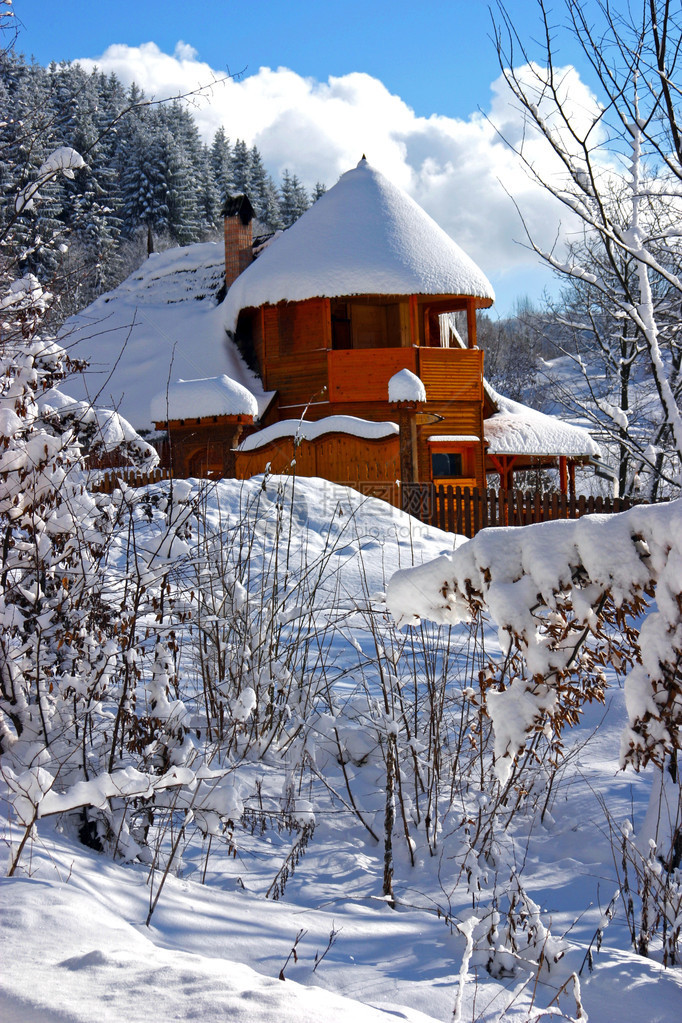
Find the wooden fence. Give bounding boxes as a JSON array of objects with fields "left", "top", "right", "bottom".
[
  {"left": 89, "top": 467, "right": 174, "bottom": 494},
  {"left": 89, "top": 470, "right": 633, "bottom": 539},
  {"left": 401, "top": 484, "right": 633, "bottom": 538}
]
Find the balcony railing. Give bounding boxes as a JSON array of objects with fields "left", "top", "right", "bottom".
[
  {"left": 327, "top": 347, "right": 417, "bottom": 402},
  {"left": 326, "top": 346, "right": 483, "bottom": 403}
]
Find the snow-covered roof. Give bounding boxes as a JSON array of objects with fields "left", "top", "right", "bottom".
[
  {"left": 60, "top": 243, "right": 272, "bottom": 430},
  {"left": 485, "top": 391, "right": 601, "bottom": 458},
  {"left": 224, "top": 159, "right": 494, "bottom": 331},
  {"left": 239, "top": 416, "right": 398, "bottom": 452},
  {"left": 151, "top": 375, "right": 258, "bottom": 423},
  {"left": 428, "top": 435, "right": 480, "bottom": 443}
]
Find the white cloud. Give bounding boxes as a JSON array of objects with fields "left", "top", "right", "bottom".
[
  {"left": 78, "top": 42, "right": 603, "bottom": 293},
  {"left": 174, "top": 41, "right": 199, "bottom": 61}
]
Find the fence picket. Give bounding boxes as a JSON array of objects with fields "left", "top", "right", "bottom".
[{"left": 402, "top": 486, "right": 633, "bottom": 536}]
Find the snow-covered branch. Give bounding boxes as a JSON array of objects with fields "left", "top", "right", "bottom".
[
  {"left": 14, "top": 146, "right": 85, "bottom": 215},
  {"left": 493, "top": 1, "right": 682, "bottom": 492},
  {"left": 387, "top": 500, "right": 682, "bottom": 780}
]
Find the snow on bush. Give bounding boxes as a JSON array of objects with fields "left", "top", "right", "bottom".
[
  {"left": 387, "top": 498, "right": 682, "bottom": 966},
  {"left": 387, "top": 500, "right": 682, "bottom": 781},
  {"left": 15, "top": 146, "right": 85, "bottom": 214}
]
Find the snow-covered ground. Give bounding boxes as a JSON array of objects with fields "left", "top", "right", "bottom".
[{"left": 2, "top": 477, "right": 681, "bottom": 1022}]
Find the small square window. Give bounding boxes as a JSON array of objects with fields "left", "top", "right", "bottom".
[{"left": 432, "top": 452, "right": 463, "bottom": 477}]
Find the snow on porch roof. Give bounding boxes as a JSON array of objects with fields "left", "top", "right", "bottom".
[
  {"left": 485, "top": 391, "right": 601, "bottom": 458},
  {"left": 151, "top": 374, "right": 258, "bottom": 423},
  {"left": 223, "top": 158, "right": 495, "bottom": 331},
  {"left": 238, "top": 415, "right": 399, "bottom": 451}
]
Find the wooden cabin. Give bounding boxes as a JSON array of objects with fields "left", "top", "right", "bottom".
[{"left": 154, "top": 159, "right": 601, "bottom": 507}]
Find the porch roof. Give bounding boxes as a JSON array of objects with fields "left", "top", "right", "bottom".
[
  {"left": 484, "top": 392, "right": 601, "bottom": 458},
  {"left": 151, "top": 375, "right": 258, "bottom": 423}
]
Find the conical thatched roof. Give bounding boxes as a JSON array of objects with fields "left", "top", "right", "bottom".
[{"left": 224, "top": 158, "right": 494, "bottom": 330}]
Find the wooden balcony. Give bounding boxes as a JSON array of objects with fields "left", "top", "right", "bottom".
[{"left": 326, "top": 346, "right": 483, "bottom": 403}]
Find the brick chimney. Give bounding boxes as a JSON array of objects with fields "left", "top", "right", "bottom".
[{"left": 223, "top": 194, "right": 255, "bottom": 290}]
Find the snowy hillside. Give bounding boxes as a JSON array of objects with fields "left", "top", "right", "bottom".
[{"left": 2, "top": 476, "right": 681, "bottom": 1023}]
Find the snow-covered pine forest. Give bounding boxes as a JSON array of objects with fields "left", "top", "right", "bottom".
[
  {"left": 0, "top": 50, "right": 320, "bottom": 319},
  {"left": 2, "top": 2, "right": 682, "bottom": 1021}
]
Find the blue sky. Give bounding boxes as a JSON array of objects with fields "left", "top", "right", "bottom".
[
  {"left": 10, "top": 0, "right": 605, "bottom": 314},
  {"left": 15, "top": 0, "right": 576, "bottom": 120}
]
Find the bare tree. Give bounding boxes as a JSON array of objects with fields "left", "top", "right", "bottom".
[
  {"left": 541, "top": 220, "right": 681, "bottom": 498},
  {"left": 492, "top": 0, "right": 682, "bottom": 497}
]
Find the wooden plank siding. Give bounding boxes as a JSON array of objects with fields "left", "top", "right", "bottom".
[
  {"left": 252, "top": 307, "right": 265, "bottom": 372},
  {"left": 328, "top": 348, "right": 418, "bottom": 402},
  {"left": 326, "top": 346, "right": 483, "bottom": 404},
  {"left": 245, "top": 298, "right": 489, "bottom": 491},
  {"left": 415, "top": 347, "right": 486, "bottom": 487},
  {"left": 235, "top": 432, "right": 401, "bottom": 504},
  {"left": 418, "top": 347, "right": 483, "bottom": 402},
  {"left": 261, "top": 299, "right": 329, "bottom": 407},
  {"left": 268, "top": 351, "right": 328, "bottom": 408}
]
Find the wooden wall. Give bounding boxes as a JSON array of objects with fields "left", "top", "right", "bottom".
[
  {"left": 260, "top": 298, "right": 329, "bottom": 407},
  {"left": 418, "top": 348, "right": 482, "bottom": 402},
  {"left": 235, "top": 295, "right": 489, "bottom": 491},
  {"left": 235, "top": 431, "right": 401, "bottom": 505},
  {"left": 165, "top": 418, "right": 249, "bottom": 478}
]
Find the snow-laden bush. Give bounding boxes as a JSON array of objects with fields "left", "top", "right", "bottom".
[
  {"left": 387, "top": 501, "right": 682, "bottom": 963},
  {"left": 0, "top": 269, "right": 168, "bottom": 860}
]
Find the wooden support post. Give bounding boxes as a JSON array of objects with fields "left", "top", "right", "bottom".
[
  {"left": 410, "top": 415, "right": 419, "bottom": 481},
  {"left": 489, "top": 454, "right": 506, "bottom": 492},
  {"left": 506, "top": 455, "right": 518, "bottom": 491},
  {"left": 466, "top": 301, "right": 477, "bottom": 349},
  {"left": 489, "top": 454, "right": 517, "bottom": 492},
  {"left": 398, "top": 407, "right": 419, "bottom": 483},
  {"left": 409, "top": 295, "right": 419, "bottom": 346},
  {"left": 559, "top": 456, "right": 568, "bottom": 495},
  {"left": 568, "top": 460, "right": 576, "bottom": 501}
]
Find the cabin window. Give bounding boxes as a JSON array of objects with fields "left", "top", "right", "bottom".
[
  {"left": 429, "top": 440, "right": 478, "bottom": 483},
  {"left": 432, "top": 451, "right": 463, "bottom": 477}
]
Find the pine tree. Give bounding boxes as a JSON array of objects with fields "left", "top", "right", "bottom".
[
  {"left": 279, "top": 169, "right": 309, "bottom": 228},
  {"left": 248, "top": 145, "right": 271, "bottom": 220},
  {"left": 210, "top": 126, "right": 233, "bottom": 206},
  {"left": 259, "top": 175, "right": 283, "bottom": 230},
  {"left": 0, "top": 47, "right": 321, "bottom": 307},
  {"left": 231, "top": 138, "right": 251, "bottom": 194},
  {"left": 197, "top": 144, "right": 222, "bottom": 235},
  {"left": 163, "top": 130, "right": 202, "bottom": 245}
]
